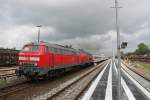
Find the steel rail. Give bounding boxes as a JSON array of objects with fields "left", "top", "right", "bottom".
[
  {"left": 46, "top": 60, "right": 109, "bottom": 100},
  {"left": 122, "top": 61, "right": 150, "bottom": 81}
]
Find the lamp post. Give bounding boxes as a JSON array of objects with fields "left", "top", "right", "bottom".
[
  {"left": 36, "top": 25, "right": 42, "bottom": 43},
  {"left": 111, "top": 0, "right": 122, "bottom": 99},
  {"left": 115, "top": 0, "right": 121, "bottom": 99},
  {"left": 111, "top": 1, "right": 127, "bottom": 100}
]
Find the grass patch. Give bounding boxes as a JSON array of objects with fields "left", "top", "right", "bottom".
[
  {"left": 0, "top": 79, "right": 7, "bottom": 85},
  {"left": 132, "top": 61, "right": 150, "bottom": 69}
]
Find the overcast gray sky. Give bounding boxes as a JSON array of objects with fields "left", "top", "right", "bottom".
[{"left": 0, "top": 0, "right": 150, "bottom": 55}]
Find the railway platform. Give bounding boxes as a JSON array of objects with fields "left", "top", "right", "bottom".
[
  {"left": 0, "top": 67, "right": 26, "bottom": 89},
  {"left": 81, "top": 60, "right": 150, "bottom": 100},
  {"left": 0, "top": 67, "right": 17, "bottom": 78}
]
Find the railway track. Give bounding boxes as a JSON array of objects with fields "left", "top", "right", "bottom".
[
  {"left": 80, "top": 60, "right": 150, "bottom": 100},
  {"left": 122, "top": 61, "right": 150, "bottom": 81},
  {"left": 1, "top": 60, "right": 149, "bottom": 100},
  {"left": 0, "top": 67, "right": 28, "bottom": 91},
  {"left": 0, "top": 61, "right": 107, "bottom": 100},
  {"left": 32, "top": 60, "right": 109, "bottom": 100},
  {"left": 0, "top": 80, "right": 30, "bottom": 98}
]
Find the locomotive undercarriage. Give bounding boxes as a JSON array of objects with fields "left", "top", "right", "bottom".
[{"left": 16, "top": 62, "right": 93, "bottom": 80}]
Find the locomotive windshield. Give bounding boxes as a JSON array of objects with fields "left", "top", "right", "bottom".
[{"left": 22, "top": 45, "right": 39, "bottom": 52}]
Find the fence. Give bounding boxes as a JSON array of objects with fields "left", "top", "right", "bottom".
[{"left": 128, "top": 56, "right": 150, "bottom": 62}]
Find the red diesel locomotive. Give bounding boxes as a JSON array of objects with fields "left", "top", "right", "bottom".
[{"left": 17, "top": 41, "right": 93, "bottom": 79}]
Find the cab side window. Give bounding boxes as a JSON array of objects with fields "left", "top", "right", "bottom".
[
  {"left": 51, "top": 47, "right": 55, "bottom": 53},
  {"left": 45, "top": 46, "right": 49, "bottom": 53}
]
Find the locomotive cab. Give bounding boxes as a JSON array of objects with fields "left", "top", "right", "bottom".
[
  {"left": 19, "top": 44, "right": 42, "bottom": 67},
  {"left": 18, "top": 42, "right": 49, "bottom": 78}
]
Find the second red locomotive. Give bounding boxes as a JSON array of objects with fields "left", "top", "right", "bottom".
[{"left": 17, "top": 41, "right": 93, "bottom": 79}]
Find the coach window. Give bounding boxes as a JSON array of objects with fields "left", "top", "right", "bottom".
[
  {"left": 53, "top": 48, "right": 56, "bottom": 53},
  {"left": 72, "top": 51, "right": 74, "bottom": 55},
  {"left": 65, "top": 50, "right": 67, "bottom": 54},
  {"left": 63, "top": 50, "right": 66, "bottom": 54},
  {"left": 62, "top": 50, "right": 64, "bottom": 54},
  {"left": 63, "top": 50, "right": 65, "bottom": 54},
  {"left": 52, "top": 48, "right": 55, "bottom": 53},
  {"left": 71, "top": 51, "right": 73, "bottom": 55},
  {"left": 65, "top": 50, "right": 68, "bottom": 55},
  {"left": 45, "top": 46, "right": 48, "bottom": 52},
  {"left": 61, "top": 49, "right": 63, "bottom": 54},
  {"left": 63, "top": 49, "right": 65, "bottom": 54},
  {"left": 64, "top": 50, "right": 66, "bottom": 54},
  {"left": 50, "top": 47, "right": 54, "bottom": 53},
  {"left": 61, "top": 49, "right": 64, "bottom": 54},
  {"left": 59, "top": 49, "right": 61, "bottom": 54},
  {"left": 50, "top": 48, "right": 53, "bottom": 53},
  {"left": 49, "top": 47, "right": 51, "bottom": 53},
  {"left": 69, "top": 51, "right": 71, "bottom": 55},
  {"left": 59, "top": 49, "right": 62, "bottom": 54},
  {"left": 64, "top": 50, "right": 67, "bottom": 54},
  {"left": 56, "top": 48, "right": 59, "bottom": 54},
  {"left": 70, "top": 51, "right": 72, "bottom": 55},
  {"left": 68, "top": 50, "right": 71, "bottom": 55},
  {"left": 51, "top": 48, "right": 54, "bottom": 53},
  {"left": 60, "top": 50, "right": 62, "bottom": 54},
  {"left": 56, "top": 48, "right": 58, "bottom": 54},
  {"left": 68, "top": 50, "right": 70, "bottom": 54},
  {"left": 57, "top": 49, "right": 60, "bottom": 54},
  {"left": 46, "top": 46, "right": 49, "bottom": 53},
  {"left": 53, "top": 48, "right": 55, "bottom": 53}
]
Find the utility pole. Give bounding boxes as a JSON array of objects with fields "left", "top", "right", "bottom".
[
  {"left": 111, "top": 0, "right": 122, "bottom": 100},
  {"left": 36, "top": 25, "right": 42, "bottom": 43}
]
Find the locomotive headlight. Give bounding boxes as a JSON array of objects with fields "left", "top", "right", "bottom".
[
  {"left": 30, "top": 57, "right": 40, "bottom": 61},
  {"left": 34, "top": 63, "right": 38, "bottom": 66},
  {"left": 19, "top": 62, "right": 22, "bottom": 65}
]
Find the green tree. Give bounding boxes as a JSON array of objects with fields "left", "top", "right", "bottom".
[{"left": 135, "top": 43, "right": 150, "bottom": 55}]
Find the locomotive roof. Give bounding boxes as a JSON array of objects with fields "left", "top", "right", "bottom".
[
  {"left": 26, "top": 41, "right": 78, "bottom": 53},
  {"left": 25, "top": 41, "right": 92, "bottom": 55},
  {"left": 78, "top": 49, "right": 92, "bottom": 55}
]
